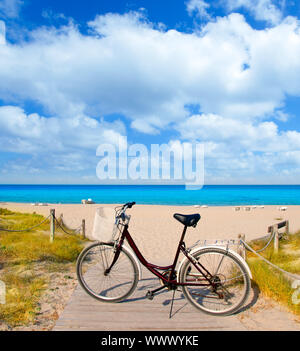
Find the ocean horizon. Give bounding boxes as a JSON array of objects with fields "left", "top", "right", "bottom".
[{"left": 0, "top": 184, "right": 300, "bottom": 206}]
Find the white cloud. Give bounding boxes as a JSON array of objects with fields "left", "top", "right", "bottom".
[
  {"left": 0, "top": 19, "right": 5, "bottom": 44},
  {"left": 1, "top": 12, "right": 300, "bottom": 132},
  {"left": 0, "top": 0, "right": 23, "bottom": 19},
  {"left": 41, "top": 9, "right": 67, "bottom": 22},
  {"left": 224, "top": 0, "right": 284, "bottom": 25},
  {"left": 186, "top": 0, "right": 211, "bottom": 20},
  {"left": 177, "top": 113, "right": 300, "bottom": 153},
  {"left": 175, "top": 113, "right": 300, "bottom": 183},
  {"left": 0, "top": 11, "right": 300, "bottom": 182},
  {"left": 0, "top": 105, "right": 126, "bottom": 172}
]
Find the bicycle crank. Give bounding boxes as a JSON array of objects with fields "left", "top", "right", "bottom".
[{"left": 146, "top": 285, "right": 166, "bottom": 300}]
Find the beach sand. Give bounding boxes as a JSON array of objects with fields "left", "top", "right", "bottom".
[
  {"left": 1, "top": 202, "right": 300, "bottom": 331},
  {"left": 1, "top": 202, "right": 299, "bottom": 262}
]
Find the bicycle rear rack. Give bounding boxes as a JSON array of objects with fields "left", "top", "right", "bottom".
[{"left": 188, "top": 238, "right": 240, "bottom": 250}]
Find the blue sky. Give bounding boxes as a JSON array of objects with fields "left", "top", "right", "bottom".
[{"left": 0, "top": 0, "right": 300, "bottom": 184}]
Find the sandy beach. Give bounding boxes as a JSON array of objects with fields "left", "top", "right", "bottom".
[
  {"left": 1, "top": 202, "right": 299, "bottom": 262},
  {"left": 2, "top": 201, "right": 300, "bottom": 331}
]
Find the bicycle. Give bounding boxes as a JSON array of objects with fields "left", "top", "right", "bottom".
[{"left": 76, "top": 202, "right": 251, "bottom": 316}]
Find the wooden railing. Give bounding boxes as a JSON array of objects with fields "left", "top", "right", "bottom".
[{"left": 267, "top": 220, "right": 289, "bottom": 252}]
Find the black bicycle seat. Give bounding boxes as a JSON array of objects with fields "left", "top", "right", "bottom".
[{"left": 173, "top": 213, "right": 201, "bottom": 227}]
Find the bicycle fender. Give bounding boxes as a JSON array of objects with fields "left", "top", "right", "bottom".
[
  {"left": 122, "top": 244, "right": 142, "bottom": 281},
  {"left": 177, "top": 245, "right": 252, "bottom": 281}
]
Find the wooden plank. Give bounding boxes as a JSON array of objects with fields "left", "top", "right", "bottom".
[
  {"left": 268, "top": 220, "right": 288, "bottom": 233},
  {"left": 53, "top": 267, "right": 247, "bottom": 331},
  {"left": 277, "top": 220, "right": 288, "bottom": 230}
]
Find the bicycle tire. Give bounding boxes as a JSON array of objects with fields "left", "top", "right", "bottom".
[
  {"left": 76, "top": 242, "right": 139, "bottom": 303},
  {"left": 179, "top": 247, "right": 251, "bottom": 316}
]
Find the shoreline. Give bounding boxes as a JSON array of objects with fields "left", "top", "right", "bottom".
[
  {"left": 1, "top": 202, "right": 298, "bottom": 210},
  {"left": 0, "top": 201, "right": 297, "bottom": 208}
]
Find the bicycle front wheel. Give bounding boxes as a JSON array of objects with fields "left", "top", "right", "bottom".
[
  {"left": 76, "top": 242, "right": 139, "bottom": 303},
  {"left": 180, "top": 247, "right": 251, "bottom": 316}
]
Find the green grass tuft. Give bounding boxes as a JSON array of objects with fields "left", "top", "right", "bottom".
[
  {"left": 0, "top": 207, "right": 85, "bottom": 328},
  {"left": 0, "top": 231, "right": 83, "bottom": 264},
  {"left": 0, "top": 272, "right": 46, "bottom": 327},
  {"left": 247, "top": 230, "right": 300, "bottom": 315}
]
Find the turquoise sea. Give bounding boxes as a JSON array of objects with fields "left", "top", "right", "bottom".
[{"left": 0, "top": 185, "right": 300, "bottom": 206}]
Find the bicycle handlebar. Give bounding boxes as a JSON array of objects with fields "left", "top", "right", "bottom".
[
  {"left": 114, "top": 202, "right": 135, "bottom": 221},
  {"left": 114, "top": 202, "right": 135, "bottom": 227},
  {"left": 122, "top": 201, "right": 136, "bottom": 209}
]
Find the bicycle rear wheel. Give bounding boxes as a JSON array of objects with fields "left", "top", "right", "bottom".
[
  {"left": 76, "top": 242, "right": 139, "bottom": 303},
  {"left": 180, "top": 247, "right": 251, "bottom": 316}
]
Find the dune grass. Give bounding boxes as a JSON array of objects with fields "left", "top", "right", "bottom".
[
  {"left": 0, "top": 208, "right": 50, "bottom": 231},
  {"left": 0, "top": 272, "right": 46, "bottom": 326},
  {"left": 0, "top": 208, "right": 85, "bottom": 328},
  {"left": 0, "top": 230, "right": 84, "bottom": 264},
  {"left": 247, "top": 230, "right": 300, "bottom": 315}
]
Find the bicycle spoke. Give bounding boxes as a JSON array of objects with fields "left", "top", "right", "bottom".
[{"left": 181, "top": 248, "right": 250, "bottom": 315}]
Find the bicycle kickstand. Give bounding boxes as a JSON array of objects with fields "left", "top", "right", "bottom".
[{"left": 169, "top": 289, "right": 176, "bottom": 319}]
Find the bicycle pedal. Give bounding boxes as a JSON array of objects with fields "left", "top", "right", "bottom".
[{"left": 146, "top": 291, "right": 154, "bottom": 300}]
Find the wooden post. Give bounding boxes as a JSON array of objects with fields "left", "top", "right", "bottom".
[
  {"left": 238, "top": 234, "right": 246, "bottom": 260},
  {"left": 50, "top": 209, "right": 55, "bottom": 243},
  {"left": 286, "top": 220, "right": 289, "bottom": 235},
  {"left": 81, "top": 219, "right": 86, "bottom": 238},
  {"left": 273, "top": 224, "right": 279, "bottom": 253}
]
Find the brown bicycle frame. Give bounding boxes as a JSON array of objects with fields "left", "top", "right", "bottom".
[{"left": 108, "top": 223, "right": 215, "bottom": 288}]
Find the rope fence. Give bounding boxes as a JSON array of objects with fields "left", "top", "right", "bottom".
[
  {"left": 239, "top": 220, "right": 300, "bottom": 282},
  {"left": 53, "top": 214, "right": 83, "bottom": 236},
  {"left": 240, "top": 238, "right": 300, "bottom": 281},
  {"left": 0, "top": 208, "right": 86, "bottom": 242},
  {"left": 0, "top": 215, "right": 51, "bottom": 232},
  {"left": 1, "top": 209, "right": 299, "bottom": 282}
]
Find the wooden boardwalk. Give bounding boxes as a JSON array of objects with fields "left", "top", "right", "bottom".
[{"left": 54, "top": 267, "right": 250, "bottom": 331}]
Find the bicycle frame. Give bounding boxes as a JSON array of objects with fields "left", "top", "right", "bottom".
[
  {"left": 77, "top": 203, "right": 251, "bottom": 316},
  {"left": 107, "top": 223, "right": 215, "bottom": 288}
]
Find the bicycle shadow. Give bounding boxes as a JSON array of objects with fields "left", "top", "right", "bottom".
[
  {"left": 120, "top": 276, "right": 190, "bottom": 318},
  {"left": 235, "top": 281, "right": 261, "bottom": 314},
  {"left": 121, "top": 276, "right": 261, "bottom": 318},
  {"left": 120, "top": 277, "right": 173, "bottom": 303}
]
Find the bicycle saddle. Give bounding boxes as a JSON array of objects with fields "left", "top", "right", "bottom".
[{"left": 173, "top": 213, "right": 201, "bottom": 227}]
